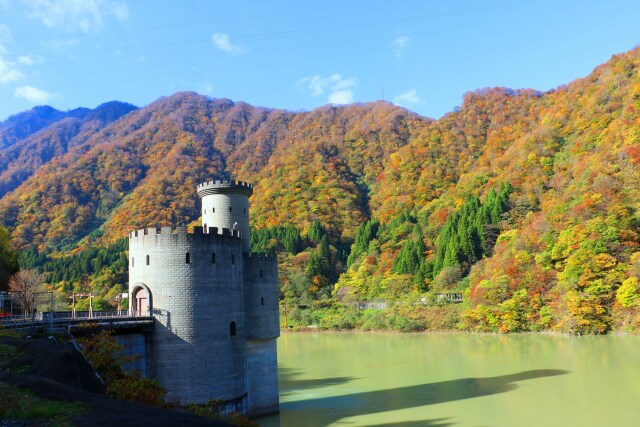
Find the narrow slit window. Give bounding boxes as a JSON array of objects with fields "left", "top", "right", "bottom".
[
  {"left": 186, "top": 252, "right": 191, "bottom": 264},
  {"left": 131, "top": 257, "right": 134, "bottom": 267},
  {"left": 261, "top": 297, "right": 264, "bottom": 306},
  {"left": 212, "top": 253, "right": 216, "bottom": 264},
  {"left": 260, "top": 270, "right": 263, "bottom": 278},
  {"left": 204, "top": 224, "right": 208, "bottom": 233},
  {"left": 229, "top": 206, "right": 232, "bottom": 212},
  {"left": 212, "top": 207, "right": 215, "bottom": 213},
  {"left": 231, "top": 254, "right": 235, "bottom": 264},
  {"left": 230, "top": 321, "right": 237, "bottom": 337},
  {"left": 243, "top": 208, "right": 246, "bottom": 214},
  {"left": 146, "top": 255, "right": 150, "bottom": 265}
]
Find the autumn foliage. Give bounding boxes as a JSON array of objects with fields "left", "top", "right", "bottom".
[{"left": 2, "top": 47, "right": 640, "bottom": 333}]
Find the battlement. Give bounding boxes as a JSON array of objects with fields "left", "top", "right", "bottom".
[
  {"left": 247, "top": 252, "right": 278, "bottom": 261},
  {"left": 129, "top": 226, "right": 242, "bottom": 239},
  {"left": 197, "top": 180, "right": 253, "bottom": 198}
]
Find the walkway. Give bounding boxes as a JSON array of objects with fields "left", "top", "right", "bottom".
[{"left": 1, "top": 311, "right": 154, "bottom": 333}]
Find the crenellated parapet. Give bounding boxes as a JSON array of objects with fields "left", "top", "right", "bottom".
[
  {"left": 129, "top": 226, "right": 242, "bottom": 240},
  {"left": 197, "top": 180, "right": 253, "bottom": 197},
  {"left": 247, "top": 252, "right": 278, "bottom": 261}
]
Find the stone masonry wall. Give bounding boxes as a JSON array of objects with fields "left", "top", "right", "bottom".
[
  {"left": 242, "top": 254, "right": 280, "bottom": 415},
  {"left": 243, "top": 254, "right": 280, "bottom": 340},
  {"left": 127, "top": 179, "right": 280, "bottom": 415},
  {"left": 245, "top": 338, "right": 279, "bottom": 416},
  {"left": 129, "top": 226, "right": 246, "bottom": 404},
  {"left": 198, "top": 180, "right": 252, "bottom": 253}
]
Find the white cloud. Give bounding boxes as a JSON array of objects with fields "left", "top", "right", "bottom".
[
  {"left": 0, "top": 24, "right": 12, "bottom": 53},
  {"left": 17, "top": 55, "right": 42, "bottom": 65},
  {"left": 296, "top": 73, "right": 358, "bottom": 105},
  {"left": 0, "top": 58, "right": 24, "bottom": 83},
  {"left": 393, "top": 89, "right": 422, "bottom": 108},
  {"left": 14, "top": 85, "right": 53, "bottom": 103},
  {"left": 23, "top": 0, "right": 129, "bottom": 33},
  {"left": 0, "top": 25, "right": 25, "bottom": 83},
  {"left": 0, "top": 24, "right": 11, "bottom": 41},
  {"left": 211, "top": 33, "right": 247, "bottom": 56},
  {"left": 392, "top": 36, "right": 410, "bottom": 58},
  {"left": 299, "top": 75, "right": 326, "bottom": 96},
  {"left": 110, "top": 2, "right": 128, "bottom": 21},
  {"left": 201, "top": 82, "right": 214, "bottom": 95},
  {"left": 328, "top": 90, "right": 353, "bottom": 104}
]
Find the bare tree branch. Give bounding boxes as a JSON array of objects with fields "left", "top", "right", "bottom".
[{"left": 8, "top": 269, "right": 46, "bottom": 316}]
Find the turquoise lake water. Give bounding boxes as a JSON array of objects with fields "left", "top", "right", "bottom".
[{"left": 258, "top": 332, "right": 640, "bottom": 426}]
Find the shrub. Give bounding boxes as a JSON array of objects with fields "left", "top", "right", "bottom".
[{"left": 358, "top": 309, "right": 387, "bottom": 331}]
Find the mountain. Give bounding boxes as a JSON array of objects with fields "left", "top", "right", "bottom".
[
  {"left": 0, "top": 94, "right": 424, "bottom": 250},
  {"left": 1, "top": 48, "right": 640, "bottom": 334},
  {"left": 0, "top": 102, "right": 138, "bottom": 196}
]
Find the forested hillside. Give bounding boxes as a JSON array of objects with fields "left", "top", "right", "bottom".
[{"left": 1, "top": 48, "right": 639, "bottom": 334}]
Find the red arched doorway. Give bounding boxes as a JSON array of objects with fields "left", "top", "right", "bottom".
[{"left": 131, "top": 284, "right": 151, "bottom": 316}]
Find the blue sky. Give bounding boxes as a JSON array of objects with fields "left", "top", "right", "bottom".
[{"left": 0, "top": 0, "right": 639, "bottom": 121}]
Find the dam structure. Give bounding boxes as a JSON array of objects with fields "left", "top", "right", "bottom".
[{"left": 128, "top": 180, "right": 280, "bottom": 416}]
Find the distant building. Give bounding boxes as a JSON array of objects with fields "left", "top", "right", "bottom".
[{"left": 128, "top": 180, "right": 279, "bottom": 416}]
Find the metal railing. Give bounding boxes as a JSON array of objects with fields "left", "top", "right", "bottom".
[{"left": 0, "top": 310, "right": 152, "bottom": 331}]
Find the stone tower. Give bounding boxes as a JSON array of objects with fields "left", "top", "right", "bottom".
[
  {"left": 198, "top": 180, "right": 252, "bottom": 253},
  {"left": 128, "top": 180, "right": 279, "bottom": 417}
]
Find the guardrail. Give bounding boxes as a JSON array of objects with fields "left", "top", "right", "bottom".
[{"left": 0, "top": 311, "right": 153, "bottom": 332}]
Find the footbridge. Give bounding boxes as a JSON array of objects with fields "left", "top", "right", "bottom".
[
  {"left": 0, "top": 311, "right": 154, "bottom": 334},
  {"left": 2, "top": 311, "right": 155, "bottom": 375}
]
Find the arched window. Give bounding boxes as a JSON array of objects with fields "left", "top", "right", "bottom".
[
  {"left": 230, "top": 321, "right": 237, "bottom": 337},
  {"left": 186, "top": 252, "right": 191, "bottom": 264},
  {"left": 212, "top": 253, "right": 216, "bottom": 264},
  {"left": 229, "top": 206, "right": 232, "bottom": 212},
  {"left": 146, "top": 255, "right": 150, "bottom": 265}
]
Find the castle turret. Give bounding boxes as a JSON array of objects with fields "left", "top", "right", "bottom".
[
  {"left": 197, "top": 180, "right": 253, "bottom": 253},
  {"left": 128, "top": 178, "right": 279, "bottom": 417}
]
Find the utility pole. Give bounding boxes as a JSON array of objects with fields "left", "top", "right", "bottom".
[
  {"left": 71, "top": 292, "right": 93, "bottom": 318},
  {"left": 115, "top": 292, "right": 128, "bottom": 316}
]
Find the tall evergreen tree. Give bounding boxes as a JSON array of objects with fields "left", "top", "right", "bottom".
[
  {"left": 432, "top": 185, "right": 513, "bottom": 278},
  {"left": 307, "top": 221, "right": 327, "bottom": 243},
  {"left": 347, "top": 218, "right": 380, "bottom": 267}
]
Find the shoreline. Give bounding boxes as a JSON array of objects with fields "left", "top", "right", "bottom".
[{"left": 279, "top": 327, "right": 639, "bottom": 336}]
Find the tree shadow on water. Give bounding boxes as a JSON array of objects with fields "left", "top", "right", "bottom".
[{"left": 277, "top": 369, "right": 569, "bottom": 426}]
